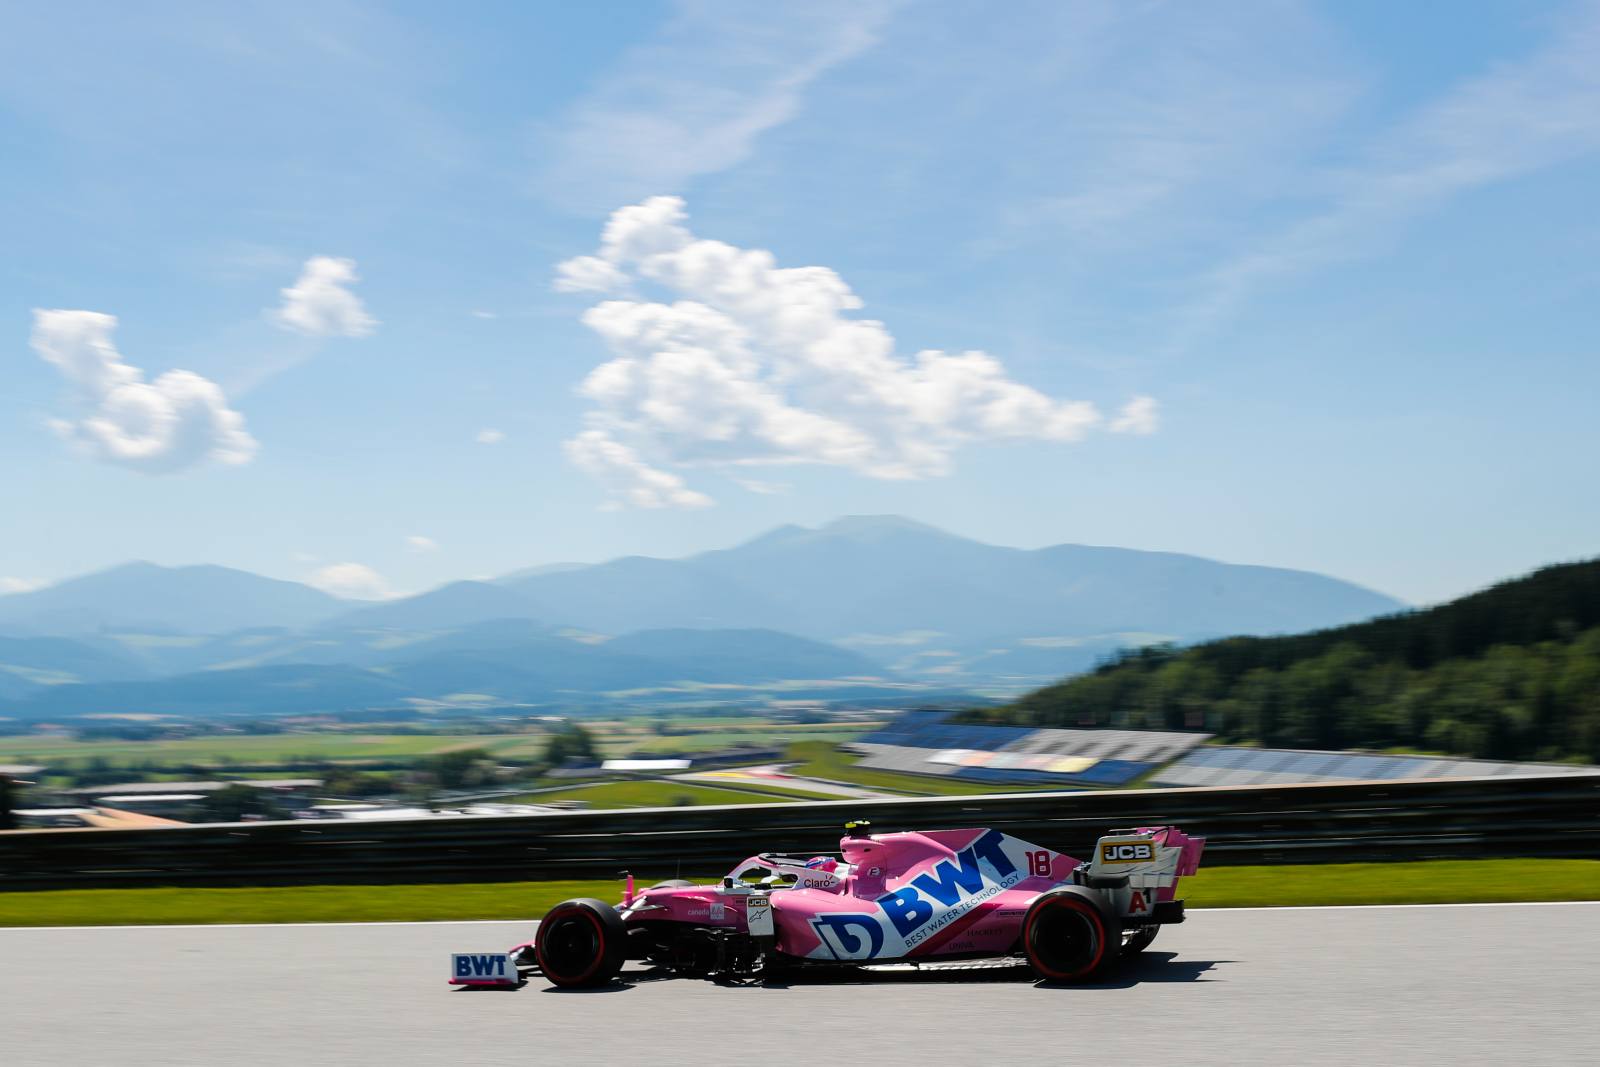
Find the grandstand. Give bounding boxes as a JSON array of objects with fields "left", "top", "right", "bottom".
[
  {"left": 848, "top": 711, "right": 1598, "bottom": 789},
  {"left": 848, "top": 710, "right": 1209, "bottom": 787},
  {"left": 1146, "top": 746, "right": 1597, "bottom": 788}
]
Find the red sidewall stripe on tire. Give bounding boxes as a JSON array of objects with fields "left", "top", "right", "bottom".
[
  {"left": 1025, "top": 897, "right": 1106, "bottom": 981},
  {"left": 537, "top": 907, "right": 607, "bottom": 985}
]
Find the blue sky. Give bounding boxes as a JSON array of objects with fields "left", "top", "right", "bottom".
[{"left": 3, "top": 0, "right": 1597, "bottom": 605}]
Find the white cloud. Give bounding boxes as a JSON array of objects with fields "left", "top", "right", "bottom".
[
  {"left": 273, "top": 256, "right": 377, "bottom": 338},
  {"left": 1109, "top": 395, "right": 1159, "bottom": 435},
  {"left": 731, "top": 476, "right": 788, "bottom": 496},
  {"left": 537, "top": 2, "right": 899, "bottom": 211},
  {"left": 308, "top": 562, "right": 391, "bottom": 600},
  {"left": 30, "top": 310, "right": 258, "bottom": 473},
  {"left": 554, "top": 255, "right": 629, "bottom": 294},
  {"left": 836, "top": 629, "right": 945, "bottom": 648},
  {"left": 1, "top": 577, "right": 45, "bottom": 595},
  {"left": 556, "top": 197, "right": 1115, "bottom": 507},
  {"left": 563, "top": 429, "right": 713, "bottom": 510},
  {"left": 475, "top": 428, "right": 506, "bottom": 445},
  {"left": 470, "top": 309, "right": 498, "bottom": 319},
  {"left": 406, "top": 535, "right": 438, "bottom": 552}
]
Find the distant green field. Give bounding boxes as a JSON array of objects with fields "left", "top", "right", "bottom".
[
  {"left": 0, "top": 722, "right": 873, "bottom": 770},
  {"left": 507, "top": 780, "right": 794, "bottom": 808},
  {"left": 2, "top": 858, "right": 1593, "bottom": 927},
  {"left": 0, "top": 733, "right": 537, "bottom": 767},
  {"left": 618, "top": 727, "right": 868, "bottom": 756}
]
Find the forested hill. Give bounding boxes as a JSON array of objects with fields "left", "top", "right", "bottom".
[{"left": 969, "top": 558, "right": 1600, "bottom": 764}]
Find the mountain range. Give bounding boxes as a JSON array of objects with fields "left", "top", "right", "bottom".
[{"left": 0, "top": 516, "right": 1405, "bottom": 715}]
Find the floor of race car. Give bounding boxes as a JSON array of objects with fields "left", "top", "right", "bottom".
[{"left": 4, "top": 902, "right": 1597, "bottom": 1067}]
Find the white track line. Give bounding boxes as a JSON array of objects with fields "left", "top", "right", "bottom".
[{"left": 2, "top": 899, "right": 1595, "bottom": 932}]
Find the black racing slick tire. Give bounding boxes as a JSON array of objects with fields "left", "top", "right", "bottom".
[
  {"left": 1022, "top": 888, "right": 1116, "bottom": 983},
  {"left": 1122, "top": 924, "right": 1159, "bottom": 957},
  {"left": 534, "top": 898, "right": 627, "bottom": 988}
]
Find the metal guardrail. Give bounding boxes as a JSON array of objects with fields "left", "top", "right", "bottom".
[{"left": 0, "top": 773, "right": 1595, "bottom": 891}]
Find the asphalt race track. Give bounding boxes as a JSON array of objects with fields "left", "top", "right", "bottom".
[{"left": 4, "top": 903, "right": 1596, "bottom": 1066}]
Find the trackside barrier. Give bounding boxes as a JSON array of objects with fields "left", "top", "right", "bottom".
[{"left": 0, "top": 773, "right": 1595, "bottom": 891}]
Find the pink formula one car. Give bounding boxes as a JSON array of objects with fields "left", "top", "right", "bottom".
[{"left": 449, "top": 820, "right": 1204, "bottom": 989}]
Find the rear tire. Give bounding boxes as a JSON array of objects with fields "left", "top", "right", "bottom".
[
  {"left": 535, "top": 898, "right": 627, "bottom": 988},
  {"left": 1023, "top": 890, "right": 1114, "bottom": 982}
]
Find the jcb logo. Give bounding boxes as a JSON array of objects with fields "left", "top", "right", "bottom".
[{"left": 1099, "top": 841, "right": 1155, "bottom": 863}]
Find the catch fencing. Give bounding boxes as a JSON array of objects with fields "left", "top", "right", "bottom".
[{"left": 0, "top": 773, "right": 1595, "bottom": 891}]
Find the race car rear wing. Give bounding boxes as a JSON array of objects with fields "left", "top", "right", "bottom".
[{"left": 1079, "top": 825, "right": 1205, "bottom": 920}]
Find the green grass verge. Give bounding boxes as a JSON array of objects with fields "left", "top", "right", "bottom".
[
  {"left": 0, "top": 881, "right": 628, "bottom": 927},
  {"left": 670, "top": 778, "right": 845, "bottom": 802},
  {"left": 782, "top": 741, "right": 1070, "bottom": 797},
  {"left": 3, "top": 859, "right": 1593, "bottom": 928},
  {"left": 1182, "top": 858, "right": 1600, "bottom": 908}
]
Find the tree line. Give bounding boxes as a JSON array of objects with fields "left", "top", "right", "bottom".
[{"left": 969, "top": 558, "right": 1600, "bottom": 764}]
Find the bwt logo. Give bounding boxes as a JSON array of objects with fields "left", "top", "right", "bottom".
[
  {"left": 453, "top": 954, "right": 509, "bottom": 978},
  {"left": 809, "top": 830, "right": 1020, "bottom": 959},
  {"left": 879, "top": 829, "right": 1017, "bottom": 938},
  {"left": 810, "top": 913, "right": 886, "bottom": 959},
  {"left": 1099, "top": 841, "right": 1155, "bottom": 863}
]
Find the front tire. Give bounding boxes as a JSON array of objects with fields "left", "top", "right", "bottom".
[
  {"left": 1023, "top": 890, "right": 1114, "bottom": 982},
  {"left": 535, "top": 898, "right": 627, "bottom": 988}
]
